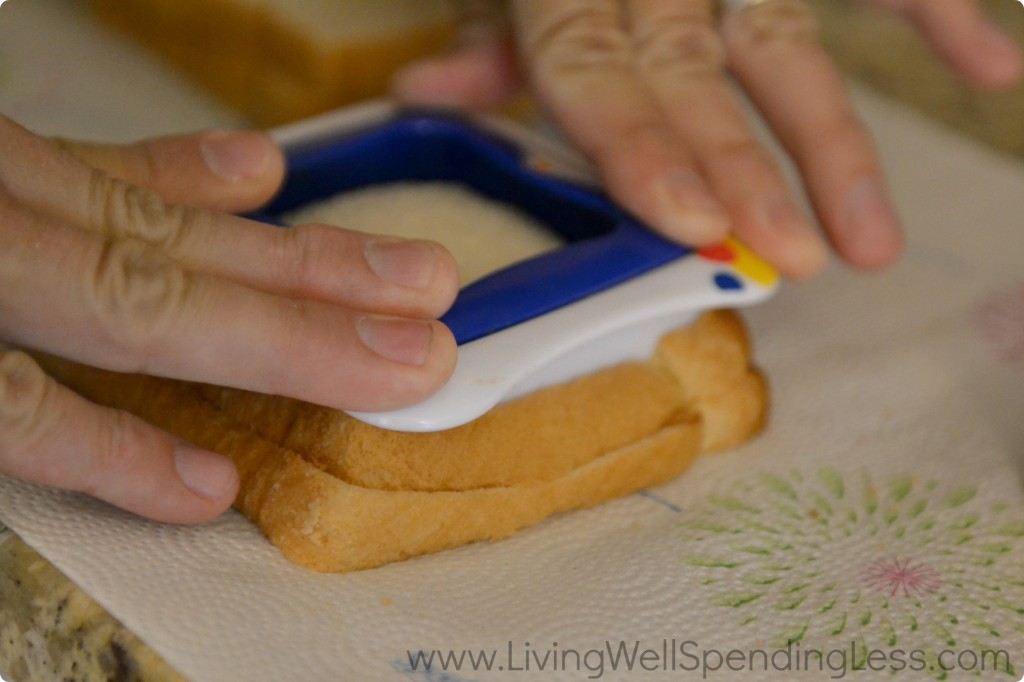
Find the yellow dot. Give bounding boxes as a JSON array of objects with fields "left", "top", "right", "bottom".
[{"left": 725, "top": 237, "right": 779, "bottom": 288}]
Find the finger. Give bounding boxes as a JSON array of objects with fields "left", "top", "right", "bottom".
[
  {"left": 51, "top": 129, "right": 287, "bottom": 213},
  {"left": 0, "top": 201, "right": 458, "bottom": 412},
  {"left": 392, "top": 36, "right": 523, "bottom": 110},
  {"left": 0, "top": 118, "right": 459, "bottom": 319},
  {"left": 513, "top": 0, "right": 731, "bottom": 245},
  {"left": 722, "top": 0, "right": 903, "bottom": 270},
  {"left": 0, "top": 348, "right": 237, "bottom": 524},
  {"left": 859, "top": 0, "right": 1024, "bottom": 90},
  {"left": 84, "top": 194, "right": 461, "bottom": 321},
  {"left": 393, "top": 0, "right": 523, "bottom": 109},
  {"left": 626, "top": 0, "right": 827, "bottom": 277}
]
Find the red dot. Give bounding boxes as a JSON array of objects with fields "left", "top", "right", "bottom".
[{"left": 698, "top": 244, "right": 736, "bottom": 262}]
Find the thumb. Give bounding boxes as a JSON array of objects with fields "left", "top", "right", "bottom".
[
  {"left": 1, "top": 349, "right": 238, "bottom": 524},
  {"left": 52, "top": 129, "right": 286, "bottom": 213}
]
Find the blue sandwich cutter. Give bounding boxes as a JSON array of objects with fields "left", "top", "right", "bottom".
[{"left": 261, "top": 102, "right": 779, "bottom": 432}]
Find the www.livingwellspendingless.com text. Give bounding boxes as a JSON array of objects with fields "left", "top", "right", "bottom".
[{"left": 400, "top": 639, "right": 1015, "bottom": 679}]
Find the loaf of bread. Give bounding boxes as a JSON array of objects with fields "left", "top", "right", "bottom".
[
  {"left": 38, "top": 310, "right": 766, "bottom": 573},
  {"left": 87, "top": 0, "right": 459, "bottom": 126}
]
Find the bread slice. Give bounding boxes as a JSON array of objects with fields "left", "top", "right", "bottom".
[
  {"left": 36, "top": 310, "right": 766, "bottom": 573},
  {"left": 87, "top": 0, "right": 459, "bottom": 126}
]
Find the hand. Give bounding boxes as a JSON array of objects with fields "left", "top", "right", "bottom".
[
  {"left": 0, "top": 117, "right": 459, "bottom": 524},
  {"left": 392, "top": 0, "right": 1024, "bottom": 278}
]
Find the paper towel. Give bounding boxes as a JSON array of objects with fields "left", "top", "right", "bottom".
[{"left": 1, "top": 3, "right": 1023, "bottom": 680}]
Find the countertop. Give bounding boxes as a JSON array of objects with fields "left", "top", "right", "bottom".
[
  {"left": 0, "top": 523, "right": 181, "bottom": 681},
  {"left": 1, "top": 1, "right": 1023, "bottom": 680}
]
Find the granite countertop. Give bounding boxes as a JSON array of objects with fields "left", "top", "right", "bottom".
[
  {"left": 0, "top": 523, "right": 182, "bottom": 682},
  {"left": 2, "top": 1, "right": 1023, "bottom": 681}
]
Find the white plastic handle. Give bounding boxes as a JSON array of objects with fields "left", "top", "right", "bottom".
[{"left": 347, "top": 255, "right": 773, "bottom": 432}]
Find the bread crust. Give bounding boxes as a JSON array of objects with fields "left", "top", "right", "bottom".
[
  {"left": 653, "top": 310, "right": 768, "bottom": 452},
  {"left": 199, "top": 362, "right": 690, "bottom": 491},
  {"left": 36, "top": 310, "right": 767, "bottom": 572},
  {"left": 86, "top": 0, "right": 458, "bottom": 126}
]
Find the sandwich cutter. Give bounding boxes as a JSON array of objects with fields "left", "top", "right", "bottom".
[{"left": 260, "top": 102, "right": 779, "bottom": 432}]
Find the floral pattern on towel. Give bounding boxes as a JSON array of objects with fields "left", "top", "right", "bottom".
[{"left": 678, "top": 468, "right": 1023, "bottom": 677}]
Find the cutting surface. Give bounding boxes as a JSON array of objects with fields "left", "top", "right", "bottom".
[{"left": 1, "top": 1, "right": 1023, "bottom": 681}]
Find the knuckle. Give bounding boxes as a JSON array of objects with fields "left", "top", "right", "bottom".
[
  {"left": 634, "top": 18, "right": 725, "bottom": 78},
  {"left": 611, "top": 118, "right": 673, "bottom": 156},
  {"left": 819, "top": 114, "right": 873, "bottom": 149},
  {"left": 805, "top": 116, "right": 877, "bottom": 165},
  {"left": 78, "top": 409, "right": 142, "bottom": 496},
  {"left": 86, "top": 167, "right": 200, "bottom": 251},
  {"left": 712, "top": 136, "right": 776, "bottom": 174},
  {"left": 735, "top": 0, "right": 820, "bottom": 47},
  {"left": 0, "top": 350, "right": 52, "bottom": 449},
  {"left": 269, "top": 222, "right": 338, "bottom": 295},
  {"left": 87, "top": 238, "right": 190, "bottom": 354},
  {"left": 716, "top": 135, "right": 770, "bottom": 166},
  {"left": 526, "top": 6, "right": 631, "bottom": 75}
]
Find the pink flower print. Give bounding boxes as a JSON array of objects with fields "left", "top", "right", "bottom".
[{"left": 863, "top": 557, "right": 941, "bottom": 598}]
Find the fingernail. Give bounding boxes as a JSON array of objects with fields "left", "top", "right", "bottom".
[
  {"left": 364, "top": 238, "right": 439, "bottom": 289},
  {"left": 658, "top": 169, "right": 730, "bottom": 243},
  {"left": 356, "top": 316, "right": 433, "bottom": 366},
  {"left": 750, "top": 193, "right": 828, "bottom": 278},
  {"left": 174, "top": 444, "right": 238, "bottom": 501},
  {"left": 199, "top": 131, "right": 272, "bottom": 181},
  {"left": 844, "top": 178, "right": 902, "bottom": 254}
]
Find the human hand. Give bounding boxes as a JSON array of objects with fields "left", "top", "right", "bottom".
[
  {"left": 0, "top": 117, "right": 458, "bottom": 524},
  {"left": 393, "top": 0, "right": 1024, "bottom": 278}
]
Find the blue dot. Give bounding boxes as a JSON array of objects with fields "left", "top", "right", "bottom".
[{"left": 714, "top": 272, "right": 744, "bottom": 291}]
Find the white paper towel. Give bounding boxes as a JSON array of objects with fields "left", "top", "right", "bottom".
[{"left": 1, "top": 2, "right": 1022, "bottom": 680}]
